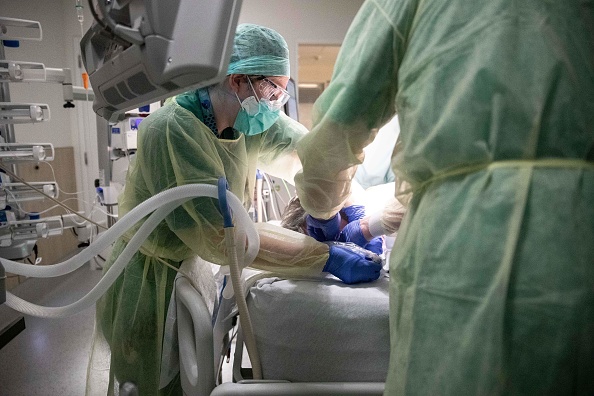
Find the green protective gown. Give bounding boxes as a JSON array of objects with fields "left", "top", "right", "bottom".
[
  {"left": 294, "top": 0, "right": 594, "bottom": 394},
  {"left": 93, "top": 91, "right": 329, "bottom": 395}
]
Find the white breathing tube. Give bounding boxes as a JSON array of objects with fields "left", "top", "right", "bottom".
[
  {"left": 217, "top": 178, "right": 262, "bottom": 379},
  {"left": 5, "top": 200, "right": 180, "bottom": 317},
  {"left": 3, "top": 184, "right": 260, "bottom": 316},
  {"left": 1, "top": 184, "right": 258, "bottom": 278},
  {"left": 3, "top": 182, "right": 263, "bottom": 379}
]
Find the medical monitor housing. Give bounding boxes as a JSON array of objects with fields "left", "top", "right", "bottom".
[{"left": 81, "top": 0, "right": 242, "bottom": 121}]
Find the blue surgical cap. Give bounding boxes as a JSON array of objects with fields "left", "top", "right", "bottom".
[{"left": 227, "top": 24, "right": 290, "bottom": 77}]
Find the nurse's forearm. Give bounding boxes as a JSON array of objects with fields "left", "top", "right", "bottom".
[
  {"left": 258, "top": 151, "right": 301, "bottom": 185},
  {"left": 359, "top": 216, "right": 374, "bottom": 240},
  {"left": 248, "top": 223, "right": 329, "bottom": 274},
  {"left": 365, "top": 198, "right": 407, "bottom": 238},
  {"left": 259, "top": 230, "right": 329, "bottom": 258}
]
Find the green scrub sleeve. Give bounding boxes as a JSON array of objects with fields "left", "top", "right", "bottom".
[{"left": 294, "top": 0, "right": 415, "bottom": 220}]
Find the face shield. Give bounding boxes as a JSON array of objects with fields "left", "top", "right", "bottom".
[{"left": 254, "top": 75, "right": 291, "bottom": 110}]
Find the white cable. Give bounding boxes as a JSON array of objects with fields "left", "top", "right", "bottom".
[
  {"left": 273, "top": 188, "right": 287, "bottom": 206},
  {"left": 281, "top": 178, "right": 292, "bottom": 199},
  {"left": 32, "top": 199, "right": 77, "bottom": 215},
  {"left": 8, "top": 198, "right": 80, "bottom": 216},
  {"left": 37, "top": 161, "right": 85, "bottom": 196},
  {"left": 0, "top": 165, "right": 104, "bottom": 230},
  {"left": 4, "top": 192, "right": 100, "bottom": 226},
  {"left": 66, "top": 211, "right": 89, "bottom": 227},
  {"left": 255, "top": 177, "right": 263, "bottom": 223},
  {"left": 2, "top": 193, "right": 168, "bottom": 277},
  {"left": 93, "top": 204, "right": 119, "bottom": 218}
]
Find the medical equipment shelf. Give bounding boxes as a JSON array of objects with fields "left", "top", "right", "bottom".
[
  {"left": 0, "top": 61, "right": 77, "bottom": 109},
  {"left": 0, "top": 143, "right": 54, "bottom": 162},
  {"left": 0, "top": 181, "right": 58, "bottom": 202},
  {"left": 0, "top": 102, "right": 50, "bottom": 124},
  {"left": 0, "top": 16, "right": 85, "bottom": 345},
  {"left": 0, "top": 17, "right": 42, "bottom": 42},
  {"left": 0, "top": 60, "right": 46, "bottom": 82}
]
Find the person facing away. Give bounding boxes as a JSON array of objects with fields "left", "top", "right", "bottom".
[
  {"left": 87, "top": 23, "right": 381, "bottom": 396},
  {"left": 294, "top": 0, "right": 594, "bottom": 394}
]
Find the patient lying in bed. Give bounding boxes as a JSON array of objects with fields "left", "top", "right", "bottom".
[
  {"left": 248, "top": 193, "right": 392, "bottom": 382},
  {"left": 280, "top": 195, "right": 386, "bottom": 256}
]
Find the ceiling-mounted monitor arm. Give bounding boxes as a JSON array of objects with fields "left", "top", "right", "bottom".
[{"left": 81, "top": 0, "right": 242, "bottom": 122}]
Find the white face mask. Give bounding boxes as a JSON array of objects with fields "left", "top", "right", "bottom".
[
  {"left": 239, "top": 94, "right": 262, "bottom": 116},
  {"left": 233, "top": 79, "right": 280, "bottom": 136}
]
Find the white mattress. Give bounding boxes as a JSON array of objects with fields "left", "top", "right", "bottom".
[{"left": 247, "top": 274, "right": 390, "bottom": 382}]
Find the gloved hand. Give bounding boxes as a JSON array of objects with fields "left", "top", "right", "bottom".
[
  {"left": 337, "top": 219, "right": 368, "bottom": 247},
  {"left": 341, "top": 205, "right": 366, "bottom": 222},
  {"left": 337, "top": 205, "right": 370, "bottom": 247},
  {"left": 364, "top": 237, "right": 384, "bottom": 256},
  {"left": 324, "top": 244, "right": 382, "bottom": 284},
  {"left": 306, "top": 213, "right": 341, "bottom": 242}
]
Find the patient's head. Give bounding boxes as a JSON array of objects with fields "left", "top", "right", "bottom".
[
  {"left": 281, "top": 196, "right": 348, "bottom": 235},
  {"left": 280, "top": 196, "right": 308, "bottom": 234},
  {"left": 281, "top": 195, "right": 385, "bottom": 256}
]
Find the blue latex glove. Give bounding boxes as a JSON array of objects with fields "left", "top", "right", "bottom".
[
  {"left": 338, "top": 219, "right": 368, "bottom": 247},
  {"left": 324, "top": 244, "right": 382, "bottom": 284},
  {"left": 364, "top": 237, "right": 384, "bottom": 256},
  {"left": 306, "top": 213, "right": 341, "bottom": 242},
  {"left": 341, "top": 205, "right": 366, "bottom": 222}
]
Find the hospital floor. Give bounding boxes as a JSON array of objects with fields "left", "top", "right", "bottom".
[
  {"left": 0, "top": 262, "right": 102, "bottom": 395},
  {"left": 0, "top": 262, "right": 238, "bottom": 396}
]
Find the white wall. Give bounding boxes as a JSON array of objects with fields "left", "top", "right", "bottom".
[{"left": 239, "top": 0, "right": 364, "bottom": 83}]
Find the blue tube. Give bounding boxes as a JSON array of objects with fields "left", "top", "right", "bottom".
[{"left": 217, "top": 177, "right": 233, "bottom": 228}]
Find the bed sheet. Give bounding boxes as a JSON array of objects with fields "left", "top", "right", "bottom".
[{"left": 247, "top": 274, "right": 390, "bottom": 382}]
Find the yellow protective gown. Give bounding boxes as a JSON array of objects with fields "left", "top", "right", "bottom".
[
  {"left": 295, "top": 0, "right": 594, "bottom": 394},
  {"left": 91, "top": 92, "right": 328, "bottom": 395}
]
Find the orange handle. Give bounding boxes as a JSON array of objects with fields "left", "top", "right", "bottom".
[{"left": 82, "top": 72, "right": 89, "bottom": 90}]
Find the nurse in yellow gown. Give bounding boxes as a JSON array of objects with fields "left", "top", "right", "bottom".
[{"left": 90, "top": 23, "right": 381, "bottom": 395}]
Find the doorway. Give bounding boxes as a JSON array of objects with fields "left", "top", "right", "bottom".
[{"left": 297, "top": 44, "right": 341, "bottom": 130}]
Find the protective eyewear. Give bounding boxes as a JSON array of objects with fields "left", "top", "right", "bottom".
[{"left": 254, "top": 75, "right": 291, "bottom": 108}]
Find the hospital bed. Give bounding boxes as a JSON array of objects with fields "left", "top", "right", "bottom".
[{"left": 175, "top": 268, "right": 390, "bottom": 396}]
